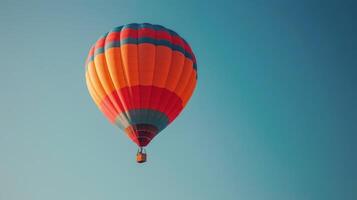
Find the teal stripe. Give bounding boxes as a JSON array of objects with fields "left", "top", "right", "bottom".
[
  {"left": 105, "top": 38, "right": 185, "bottom": 54},
  {"left": 88, "top": 37, "right": 197, "bottom": 71},
  {"left": 106, "top": 38, "right": 188, "bottom": 58},
  {"left": 114, "top": 109, "right": 170, "bottom": 132},
  {"left": 110, "top": 23, "right": 178, "bottom": 37}
]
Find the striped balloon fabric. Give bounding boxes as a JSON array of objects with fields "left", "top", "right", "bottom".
[{"left": 85, "top": 23, "right": 197, "bottom": 147}]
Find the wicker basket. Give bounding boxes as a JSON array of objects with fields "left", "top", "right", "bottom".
[{"left": 136, "top": 151, "right": 147, "bottom": 163}]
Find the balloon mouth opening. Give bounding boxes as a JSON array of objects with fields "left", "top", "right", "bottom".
[
  {"left": 136, "top": 135, "right": 152, "bottom": 147},
  {"left": 125, "top": 124, "right": 158, "bottom": 147}
]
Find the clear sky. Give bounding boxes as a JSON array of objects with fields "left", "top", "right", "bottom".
[{"left": 0, "top": 0, "right": 356, "bottom": 199}]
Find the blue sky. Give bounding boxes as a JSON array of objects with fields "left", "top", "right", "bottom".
[{"left": 0, "top": 0, "right": 356, "bottom": 200}]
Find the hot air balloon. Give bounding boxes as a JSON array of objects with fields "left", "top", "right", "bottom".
[{"left": 85, "top": 23, "right": 197, "bottom": 163}]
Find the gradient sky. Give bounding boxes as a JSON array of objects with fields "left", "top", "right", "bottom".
[{"left": 0, "top": 0, "right": 356, "bottom": 200}]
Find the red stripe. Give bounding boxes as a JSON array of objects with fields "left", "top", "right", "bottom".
[
  {"left": 100, "top": 28, "right": 191, "bottom": 55},
  {"left": 99, "top": 86, "right": 183, "bottom": 122},
  {"left": 95, "top": 37, "right": 106, "bottom": 49},
  {"left": 156, "top": 30, "right": 171, "bottom": 41},
  {"left": 105, "top": 28, "right": 182, "bottom": 44},
  {"left": 85, "top": 46, "right": 95, "bottom": 65}
]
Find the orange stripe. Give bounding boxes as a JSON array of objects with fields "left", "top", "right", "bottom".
[
  {"left": 104, "top": 47, "right": 131, "bottom": 119},
  {"left": 121, "top": 46, "right": 139, "bottom": 86},
  {"left": 85, "top": 73, "right": 101, "bottom": 106},
  {"left": 182, "top": 72, "right": 197, "bottom": 106},
  {"left": 104, "top": 48, "right": 128, "bottom": 88},
  {"left": 174, "top": 58, "right": 194, "bottom": 97},
  {"left": 86, "top": 62, "right": 107, "bottom": 101},
  {"left": 93, "top": 53, "right": 124, "bottom": 114},
  {"left": 152, "top": 46, "right": 172, "bottom": 87},
  {"left": 86, "top": 72, "right": 117, "bottom": 122},
  {"left": 138, "top": 43, "right": 156, "bottom": 85},
  {"left": 165, "top": 51, "right": 186, "bottom": 91}
]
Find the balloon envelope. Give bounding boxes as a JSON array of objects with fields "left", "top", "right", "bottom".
[{"left": 85, "top": 23, "right": 197, "bottom": 147}]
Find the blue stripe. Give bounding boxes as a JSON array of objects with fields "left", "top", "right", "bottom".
[
  {"left": 88, "top": 37, "right": 197, "bottom": 71},
  {"left": 105, "top": 38, "right": 186, "bottom": 56},
  {"left": 110, "top": 23, "right": 179, "bottom": 37},
  {"left": 114, "top": 109, "right": 170, "bottom": 132}
]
